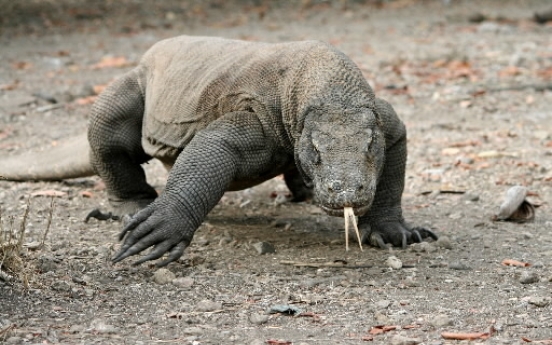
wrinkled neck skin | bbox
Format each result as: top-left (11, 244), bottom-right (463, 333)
top-left (294, 105), bottom-right (386, 218)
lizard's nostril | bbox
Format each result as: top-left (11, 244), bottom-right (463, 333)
top-left (329, 180), bottom-right (343, 193)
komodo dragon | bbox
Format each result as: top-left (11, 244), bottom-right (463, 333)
top-left (0, 35), bottom-right (437, 266)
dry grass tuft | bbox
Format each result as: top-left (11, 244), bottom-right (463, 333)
top-left (0, 197), bottom-right (54, 286)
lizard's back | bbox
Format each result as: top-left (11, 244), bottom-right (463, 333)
top-left (139, 36), bottom-right (323, 163)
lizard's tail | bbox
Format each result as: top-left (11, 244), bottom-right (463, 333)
top-left (0, 135), bottom-right (94, 181)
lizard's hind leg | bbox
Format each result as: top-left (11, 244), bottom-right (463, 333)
top-left (87, 68), bottom-right (158, 218)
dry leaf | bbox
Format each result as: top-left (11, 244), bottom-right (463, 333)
top-left (522, 337), bottom-right (552, 344)
top-left (93, 83), bottom-right (109, 94)
top-left (91, 56), bottom-right (131, 69)
top-left (267, 340), bottom-right (292, 345)
top-left (11, 61), bottom-right (32, 70)
top-left (498, 65), bottom-right (522, 78)
top-left (369, 325), bottom-right (398, 335)
top-left (502, 259), bottom-right (531, 267)
top-left (31, 190), bottom-right (67, 197)
top-left (74, 95), bottom-right (98, 105)
top-left (80, 191), bottom-right (94, 198)
top-left (442, 326), bottom-right (496, 340)
top-left (0, 80), bottom-right (20, 91)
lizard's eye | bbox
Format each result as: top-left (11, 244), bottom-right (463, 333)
top-left (311, 139), bottom-right (321, 164)
top-left (364, 136), bottom-right (373, 153)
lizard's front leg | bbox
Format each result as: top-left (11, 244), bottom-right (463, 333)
top-left (112, 112), bottom-right (280, 266)
top-left (358, 99), bottom-right (437, 248)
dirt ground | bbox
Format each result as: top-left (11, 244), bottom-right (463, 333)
top-left (1, 0), bottom-right (552, 344)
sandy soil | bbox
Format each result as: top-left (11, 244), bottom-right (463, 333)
top-left (1, 1), bottom-right (552, 344)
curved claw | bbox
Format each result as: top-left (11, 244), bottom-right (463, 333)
top-left (118, 207), bottom-right (155, 241)
top-left (411, 226), bottom-right (439, 241)
top-left (370, 232), bottom-right (388, 249)
top-left (155, 242), bottom-right (188, 267)
top-left (411, 229), bottom-right (423, 243)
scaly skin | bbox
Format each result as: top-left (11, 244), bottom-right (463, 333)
top-left (0, 36), bottom-right (437, 266)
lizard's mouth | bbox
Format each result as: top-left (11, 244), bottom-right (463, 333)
top-left (319, 204), bottom-right (371, 217)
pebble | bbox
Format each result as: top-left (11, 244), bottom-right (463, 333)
top-left (409, 241), bottom-right (432, 253)
top-left (462, 192), bottom-right (479, 202)
top-left (386, 256), bottom-right (402, 269)
top-left (390, 334), bottom-right (421, 345)
top-left (88, 319), bottom-right (118, 334)
top-left (249, 313), bottom-right (269, 325)
top-left (183, 327), bottom-right (203, 335)
top-left (172, 277), bottom-right (194, 288)
top-left (429, 314), bottom-right (453, 327)
top-left (249, 340), bottom-right (265, 345)
top-left (435, 236), bottom-right (453, 249)
top-left (195, 236), bottom-right (209, 246)
top-left (253, 241), bottom-right (275, 254)
top-left (448, 261), bottom-right (471, 270)
top-left (6, 337), bottom-right (22, 344)
top-left (37, 256), bottom-right (58, 273)
top-left (520, 271), bottom-right (539, 284)
top-left (374, 312), bottom-right (391, 324)
top-left (196, 300), bottom-right (222, 312)
top-left (528, 296), bottom-right (550, 307)
top-left (51, 280), bottom-right (71, 292)
top-left (375, 300), bottom-right (391, 309)
top-left (152, 268), bottom-right (175, 285)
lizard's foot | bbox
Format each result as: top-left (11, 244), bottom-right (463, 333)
top-left (112, 199), bottom-right (192, 267)
top-left (359, 221), bottom-right (438, 249)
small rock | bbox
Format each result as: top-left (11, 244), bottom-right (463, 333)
top-left (386, 256), bottom-right (402, 269)
top-left (218, 235), bottom-right (233, 245)
top-left (89, 319), bottom-right (118, 334)
top-left (390, 334), bottom-right (421, 345)
top-left (249, 340), bottom-right (265, 345)
top-left (521, 232), bottom-right (533, 240)
top-left (172, 277), bottom-right (194, 288)
top-left (196, 300), bottom-right (222, 312)
top-left (374, 312), bottom-right (391, 324)
top-left (533, 130), bottom-right (550, 140)
top-left (37, 256), bottom-right (58, 273)
top-left (249, 313), bottom-right (269, 325)
top-left (253, 241), bottom-right (275, 254)
top-left (411, 241), bottom-right (438, 253)
top-left (153, 268), bottom-right (176, 285)
top-left (435, 236), bottom-right (453, 249)
top-left (429, 314), bottom-right (453, 327)
top-left (462, 192), bottom-right (479, 202)
top-left (448, 261), bottom-right (471, 270)
top-left (6, 337), bottom-right (22, 344)
top-left (528, 296), bottom-right (550, 307)
top-left (51, 280), bottom-right (71, 292)
top-left (532, 261), bottom-right (544, 269)
top-left (375, 300), bottom-right (391, 309)
top-left (195, 236), bottom-right (209, 246)
top-left (520, 271), bottom-right (539, 284)
top-left (183, 327), bottom-right (203, 335)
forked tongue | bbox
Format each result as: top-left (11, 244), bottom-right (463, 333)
top-left (344, 207), bottom-right (363, 251)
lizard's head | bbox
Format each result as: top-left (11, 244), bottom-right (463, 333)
top-left (295, 107), bottom-right (385, 217)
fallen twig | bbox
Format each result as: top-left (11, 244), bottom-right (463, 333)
top-left (502, 259), bottom-right (531, 267)
top-left (280, 260), bottom-right (372, 269)
top-left (442, 326), bottom-right (496, 340)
